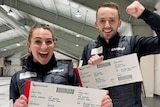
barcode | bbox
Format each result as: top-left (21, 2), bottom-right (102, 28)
top-left (56, 87), bottom-right (74, 94)
top-left (118, 75), bottom-right (132, 81)
top-left (97, 62), bottom-right (111, 68)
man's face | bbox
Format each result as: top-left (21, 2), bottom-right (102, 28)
top-left (95, 7), bottom-right (121, 42)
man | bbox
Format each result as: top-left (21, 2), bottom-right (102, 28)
top-left (81, 1), bottom-right (160, 107)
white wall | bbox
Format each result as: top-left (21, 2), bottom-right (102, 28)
top-left (140, 54), bottom-right (160, 96)
top-left (54, 51), bottom-right (78, 68)
top-left (140, 55), bottom-right (154, 97)
top-left (5, 58), bottom-right (22, 76)
top-left (154, 54), bottom-right (160, 95)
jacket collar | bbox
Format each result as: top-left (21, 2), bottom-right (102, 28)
top-left (97, 33), bottom-right (120, 46)
top-left (24, 54), bottom-right (57, 75)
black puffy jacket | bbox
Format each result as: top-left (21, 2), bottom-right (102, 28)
top-left (10, 54), bottom-right (79, 102)
top-left (81, 9), bottom-right (160, 107)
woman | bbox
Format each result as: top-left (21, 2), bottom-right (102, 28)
top-left (10, 24), bottom-right (112, 107)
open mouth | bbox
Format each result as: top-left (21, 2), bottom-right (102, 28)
top-left (39, 52), bottom-right (48, 58)
top-left (104, 29), bottom-right (112, 33)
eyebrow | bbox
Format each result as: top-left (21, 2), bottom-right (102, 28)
top-left (33, 37), bottom-right (53, 40)
top-left (98, 17), bottom-right (116, 20)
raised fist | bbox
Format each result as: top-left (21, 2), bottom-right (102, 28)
top-left (126, 1), bottom-right (145, 18)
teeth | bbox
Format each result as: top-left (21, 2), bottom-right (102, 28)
top-left (104, 29), bottom-right (111, 33)
top-left (39, 52), bottom-right (48, 54)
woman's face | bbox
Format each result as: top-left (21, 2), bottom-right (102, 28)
top-left (27, 28), bottom-right (55, 65)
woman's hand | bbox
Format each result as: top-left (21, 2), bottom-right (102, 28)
top-left (13, 95), bottom-right (28, 107)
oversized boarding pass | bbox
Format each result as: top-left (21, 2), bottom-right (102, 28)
top-left (24, 81), bottom-right (106, 107)
top-left (78, 53), bottom-right (143, 88)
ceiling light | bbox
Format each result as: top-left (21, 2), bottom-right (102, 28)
top-left (16, 43), bottom-right (21, 46)
top-left (8, 9), bottom-right (14, 16)
top-left (75, 10), bottom-right (81, 17)
top-left (76, 34), bottom-right (81, 37)
top-left (3, 48), bottom-right (6, 51)
top-left (76, 44), bottom-right (79, 47)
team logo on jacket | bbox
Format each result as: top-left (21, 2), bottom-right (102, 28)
top-left (19, 72), bottom-right (37, 79)
top-left (49, 69), bottom-right (65, 73)
top-left (111, 47), bottom-right (125, 51)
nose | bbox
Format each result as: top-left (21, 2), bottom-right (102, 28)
top-left (41, 42), bottom-right (47, 50)
top-left (105, 21), bottom-right (110, 28)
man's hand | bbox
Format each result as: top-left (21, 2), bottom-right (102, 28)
top-left (13, 95), bottom-right (28, 107)
top-left (126, 1), bottom-right (145, 18)
top-left (88, 54), bottom-right (104, 65)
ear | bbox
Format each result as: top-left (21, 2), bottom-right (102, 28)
top-left (95, 21), bottom-right (98, 29)
top-left (53, 41), bottom-right (56, 47)
top-left (26, 42), bottom-right (31, 53)
top-left (118, 19), bottom-right (122, 27)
